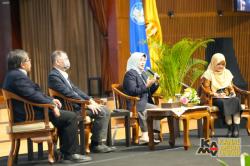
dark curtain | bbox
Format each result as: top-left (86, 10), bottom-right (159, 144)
top-left (88, 0), bottom-right (112, 94)
top-left (19, 0), bottom-right (102, 93)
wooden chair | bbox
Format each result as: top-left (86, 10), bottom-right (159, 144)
top-left (199, 80), bottom-right (250, 136)
top-left (111, 84), bottom-right (165, 144)
top-left (111, 84), bottom-right (141, 144)
top-left (2, 89), bottom-right (57, 166)
top-left (48, 88), bottom-right (91, 154)
top-left (106, 108), bottom-right (131, 147)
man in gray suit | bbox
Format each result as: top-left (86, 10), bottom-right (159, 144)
top-left (48, 50), bottom-right (115, 153)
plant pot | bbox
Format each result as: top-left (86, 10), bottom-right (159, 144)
top-left (161, 102), bottom-right (181, 108)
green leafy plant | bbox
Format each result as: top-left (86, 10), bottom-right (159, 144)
top-left (151, 38), bottom-right (214, 100)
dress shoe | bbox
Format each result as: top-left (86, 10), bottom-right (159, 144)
top-left (232, 124), bottom-right (239, 137)
top-left (226, 125), bottom-right (233, 137)
top-left (62, 154), bottom-right (92, 163)
top-left (91, 144), bottom-right (116, 153)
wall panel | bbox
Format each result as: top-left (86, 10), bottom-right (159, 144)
top-left (113, 0), bottom-right (250, 87)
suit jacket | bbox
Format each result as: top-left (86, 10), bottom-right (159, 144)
top-left (3, 69), bottom-right (53, 122)
top-left (48, 68), bottom-right (90, 110)
top-left (123, 69), bottom-right (159, 112)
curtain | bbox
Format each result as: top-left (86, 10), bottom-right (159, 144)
top-left (19, 0), bottom-right (102, 93)
top-left (88, 0), bottom-right (112, 93)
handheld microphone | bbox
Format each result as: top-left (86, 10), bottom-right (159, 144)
top-left (146, 67), bottom-right (160, 79)
top-left (180, 82), bottom-right (189, 88)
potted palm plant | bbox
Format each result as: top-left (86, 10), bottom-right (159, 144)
top-left (151, 38), bottom-right (214, 102)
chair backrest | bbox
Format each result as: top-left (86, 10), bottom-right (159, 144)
top-left (233, 85), bottom-right (250, 109)
top-left (111, 84), bottom-right (139, 118)
top-left (198, 78), bottom-right (213, 107)
top-left (1, 89), bottom-right (52, 131)
top-left (48, 88), bottom-right (88, 119)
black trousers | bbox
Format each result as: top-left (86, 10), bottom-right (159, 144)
top-left (50, 110), bottom-right (79, 156)
top-left (213, 97), bottom-right (241, 116)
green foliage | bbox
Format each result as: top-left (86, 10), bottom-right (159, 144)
top-left (152, 38), bottom-right (214, 99)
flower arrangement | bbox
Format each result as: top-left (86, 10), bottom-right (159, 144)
top-left (180, 87), bottom-right (200, 105)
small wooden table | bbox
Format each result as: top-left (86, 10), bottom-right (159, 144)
top-left (147, 106), bottom-right (210, 150)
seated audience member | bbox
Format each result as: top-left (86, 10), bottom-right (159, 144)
top-left (201, 53), bottom-right (242, 137)
top-left (123, 52), bottom-right (161, 143)
top-left (3, 49), bottom-right (91, 163)
top-left (48, 50), bottom-right (115, 153)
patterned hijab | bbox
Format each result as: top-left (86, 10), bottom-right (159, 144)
top-left (126, 52), bottom-right (146, 74)
top-left (202, 53), bottom-right (233, 92)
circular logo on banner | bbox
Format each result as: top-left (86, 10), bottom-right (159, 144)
top-left (130, 2), bottom-right (145, 25)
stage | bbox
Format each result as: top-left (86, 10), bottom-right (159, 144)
top-left (1, 129), bottom-right (249, 166)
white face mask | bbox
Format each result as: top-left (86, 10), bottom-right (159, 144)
top-left (57, 53), bottom-right (70, 70)
top-left (64, 59), bottom-right (70, 70)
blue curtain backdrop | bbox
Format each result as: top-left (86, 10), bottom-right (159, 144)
top-left (129, 0), bottom-right (151, 68)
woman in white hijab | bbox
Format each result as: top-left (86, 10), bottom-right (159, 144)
top-left (201, 53), bottom-right (241, 137)
top-left (123, 52), bottom-right (160, 144)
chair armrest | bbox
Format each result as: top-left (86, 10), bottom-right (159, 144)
top-left (112, 84), bottom-right (140, 119)
top-left (233, 85), bottom-right (250, 95)
top-left (25, 102), bottom-right (55, 109)
top-left (117, 91), bottom-right (140, 101)
top-left (200, 84), bottom-right (213, 96)
top-left (64, 97), bottom-right (89, 105)
top-left (64, 98), bottom-right (89, 120)
top-left (152, 93), bottom-right (163, 98)
top-left (91, 98), bottom-right (104, 105)
top-left (123, 96), bottom-right (139, 118)
top-left (199, 84), bottom-right (214, 107)
top-left (152, 93), bottom-right (163, 105)
top-left (3, 89), bottom-right (55, 109)
top-left (233, 85), bottom-right (250, 109)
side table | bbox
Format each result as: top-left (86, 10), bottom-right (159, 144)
top-left (147, 106), bottom-right (210, 150)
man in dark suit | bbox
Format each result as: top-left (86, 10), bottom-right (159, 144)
top-left (3, 49), bottom-right (91, 163)
top-left (48, 50), bottom-right (115, 153)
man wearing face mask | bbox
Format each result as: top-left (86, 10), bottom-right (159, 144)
top-left (3, 49), bottom-right (92, 163)
top-left (48, 50), bottom-right (115, 153)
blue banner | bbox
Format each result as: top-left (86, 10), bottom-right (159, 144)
top-left (130, 0), bottom-right (151, 68)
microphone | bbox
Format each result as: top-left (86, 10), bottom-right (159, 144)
top-left (180, 82), bottom-right (189, 88)
top-left (146, 67), bottom-right (160, 79)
